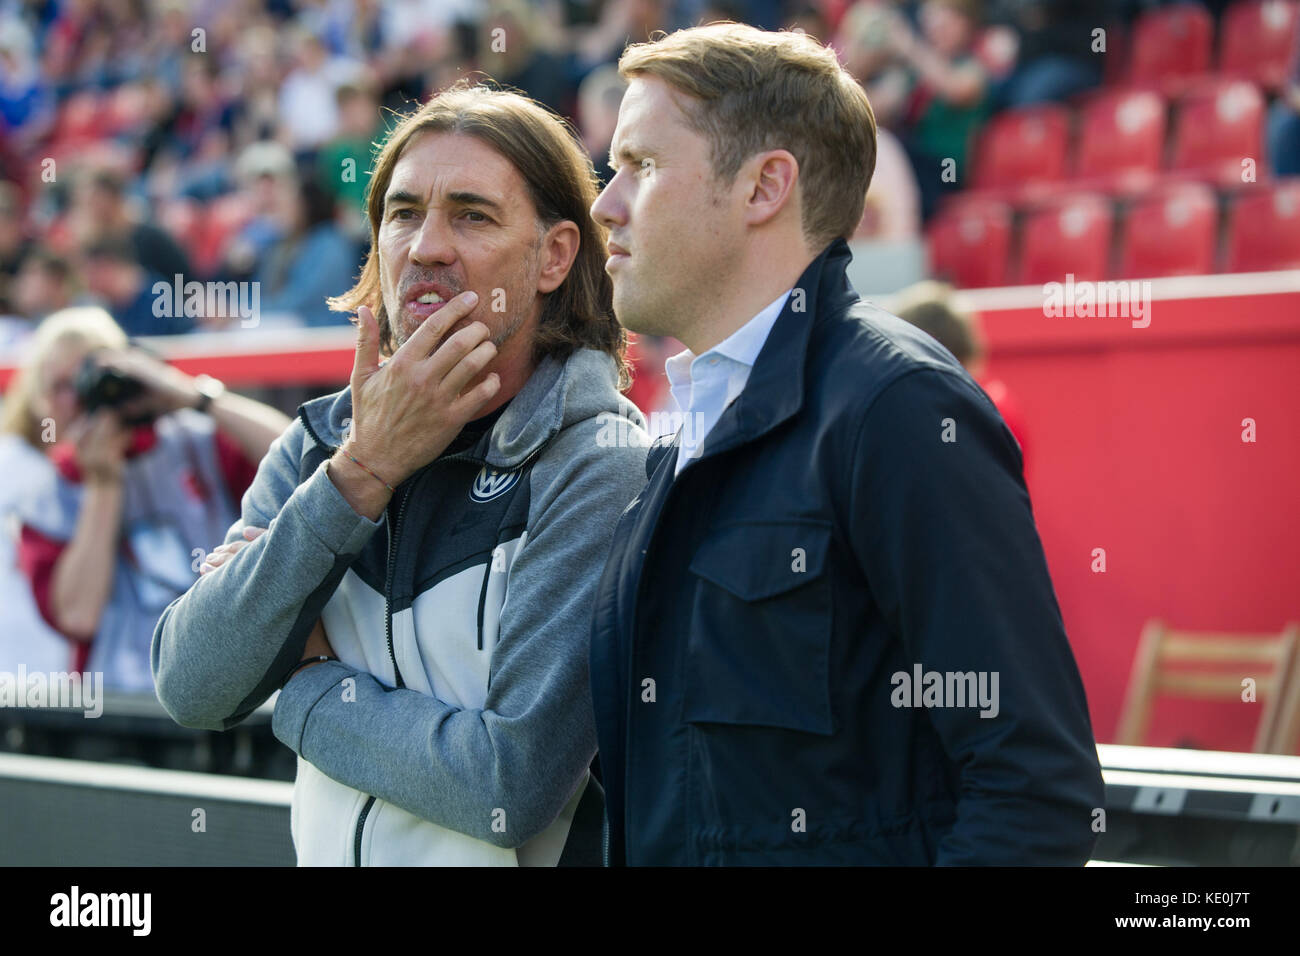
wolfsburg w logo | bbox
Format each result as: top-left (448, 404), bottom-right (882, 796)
top-left (469, 466), bottom-right (520, 503)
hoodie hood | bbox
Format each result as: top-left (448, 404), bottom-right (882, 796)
top-left (297, 347), bottom-right (639, 471)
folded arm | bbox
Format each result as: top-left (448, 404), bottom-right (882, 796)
top-left (272, 425), bottom-right (647, 848)
top-left (152, 419), bottom-right (382, 730)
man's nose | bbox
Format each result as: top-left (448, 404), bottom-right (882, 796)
top-left (590, 177), bottom-right (625, 231)
top-left (409, 213), bottom-right (457, 266)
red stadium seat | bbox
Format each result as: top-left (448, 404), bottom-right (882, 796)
top-left (926, 198), bottom-right (1013, 289)
top-left (1074, 89), bottom-right (1168, 195)
top-left (1128, 3), bottom-right (1214, 94)
top-left (1019, 193), bottom-right (1114, 284)
top-left (1118, 182), bottom-right (1219, 277)
top-left (1226, 179), bottom-right (1300, 271)
top-left (1170, 80), bottom-right (1266, 187)
top-left (1219, 0), bottom-right (1300, 92)
top-left (971, 105), bottom-right (1071, 201)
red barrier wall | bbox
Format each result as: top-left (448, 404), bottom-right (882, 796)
top-left (967, 274), bottom-right (1300, 751)
top-left (3, 277), bottom-right (1296, 751)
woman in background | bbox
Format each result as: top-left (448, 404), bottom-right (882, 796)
top-left (0, 307), bottom-right (289, 692)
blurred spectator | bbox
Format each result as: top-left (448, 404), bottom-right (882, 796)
top-left (988, 0), bottom-right (1105, 109)
top-left (0, 306), bottom-right (290, 693)
top-left (227, 25), bottom-right (284, 150)
top-left (222, 141), bottom-right (298, 281)
top-left (381, 0), bottom-right (484, 52)
top-left (139, 0), bottom-right (194, 95)
top-left (254, 176), bottom-right (360, 327)
top-left (893, 280), bottom-right (1029, 469)
top-left (0, 15), bottom-right (52, 148)
top-left (325, 0), bottom-right (387, 62)
top-left (316, 77), bottom-right (383, 233)
top-left (480, 0), bottom-right (572, 115)
top-left (82, 239), bottom-right (194, 336)
top-left (151, 55), bottom-right (238, 172)
top-left (71, 169), bottom-right (193, 282)
top-left (277, 28), bottom-right (364, 153)
top-left (892, 0), bottom-right (991, 219)
top-left (0, 181), bottom-right (31, 312)
top-left (573, 0), bottom-right (671, 81)
top-left (854, 126), bottom-right (921, 240)
top-left (0, 421), bottom-right (69, 678)
top-left (1268, 27), bottom-right (1300, 178)
top-left (14, 247), bottom-right (79, 321)
top-left (835, 0), bottom-right (912, 128)
top-left (577, 64), bottom-right (626, 189)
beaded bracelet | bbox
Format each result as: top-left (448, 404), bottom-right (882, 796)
top-left (342, 450), bottom-right (394, 492)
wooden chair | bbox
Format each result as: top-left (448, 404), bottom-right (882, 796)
top-left (1116, 620), bottom-right (1300, 753)
top-left (1271, 641), bottom-right (1300, 755)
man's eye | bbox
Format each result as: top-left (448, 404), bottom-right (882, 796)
top-left (391, 208), bottom-right (415, 221)
top-left (639, 158), bottom-right (655, 175)
top-left (465, 210), bottom-right (489, 223)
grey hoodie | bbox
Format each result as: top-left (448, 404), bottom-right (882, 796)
top-left (152, 347), bottom-right (649, 865)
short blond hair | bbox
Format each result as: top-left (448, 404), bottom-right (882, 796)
top-left (618, 23), bottom-right (878, 250)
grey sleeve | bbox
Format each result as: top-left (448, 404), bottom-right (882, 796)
top-left (271, 419), bottom-right (649, 848)
top-left (151, 419), bottom-right (383, 730)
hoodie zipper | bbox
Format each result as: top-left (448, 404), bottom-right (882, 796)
top-left (320, 415), bottom-right (552, 867)
top-left (602, 810), bottom-right (610, 867)
top-left (352, 474), bottom-right (412, 865)
top-left (385, 483), bottom-right (410, 689)
top-left (354, 795), bottom-right (375, 866)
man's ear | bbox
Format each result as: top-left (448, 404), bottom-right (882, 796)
top-left (742, 149), bottom-right (799, 228)
top-left (537, 220), bottom-right (582, 294)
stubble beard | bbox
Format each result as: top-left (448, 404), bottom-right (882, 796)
top-left (387, 245), bottom-right (539, 355)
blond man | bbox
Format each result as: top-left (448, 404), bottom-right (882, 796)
top-left (587, 24), bottom-right (1103, 865)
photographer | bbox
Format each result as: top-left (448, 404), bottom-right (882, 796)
top-left (1, 307), bottom-right (289, 692)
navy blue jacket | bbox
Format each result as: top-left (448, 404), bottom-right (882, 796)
top-left (589, 239), bottom-right (1104, 865)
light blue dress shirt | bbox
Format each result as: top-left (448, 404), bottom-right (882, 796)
top-left (664, 288), bottom-right (792, 475)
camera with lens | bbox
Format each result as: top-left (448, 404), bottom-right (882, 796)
top-left (74, 353), bottom-right (156, 426)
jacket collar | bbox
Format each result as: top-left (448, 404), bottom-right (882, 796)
top-left (298, 346), bottom-right (626, 472)
top-left (691, 238), bottom-right (858, 462)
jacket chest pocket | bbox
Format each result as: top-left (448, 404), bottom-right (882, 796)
top-left (682, 519), bottom-right (835, 735)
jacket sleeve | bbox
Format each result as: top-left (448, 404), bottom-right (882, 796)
top-left (847, 367), bottom-right (1104, 865)
top-left (151, 417), bottom-right (383, 730)
top-left (271, 419), bottom-right (649, 849)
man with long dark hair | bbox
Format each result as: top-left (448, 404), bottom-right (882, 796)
top-left (154, 83), bottom-right (648, 866)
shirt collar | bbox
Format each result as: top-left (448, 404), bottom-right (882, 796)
top-left (664, 288), bottom-right (793, 387)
